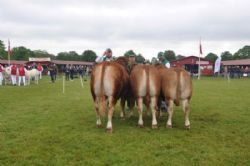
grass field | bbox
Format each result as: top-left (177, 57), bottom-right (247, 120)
top-left (0, 76), bottom-right (250, 165)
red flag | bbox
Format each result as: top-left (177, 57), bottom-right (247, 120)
top-left (199, 43), bottom-right (202, 55)
top-left (8, 39), bottom-right (11, 56)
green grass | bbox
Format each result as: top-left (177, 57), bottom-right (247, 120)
top-left (0, 76), bottom-right (250, 165)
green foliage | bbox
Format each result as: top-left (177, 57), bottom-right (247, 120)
top-left (81, 50), bottom-right (97, 62)
top-left (56, 51), bottom-right (80, 61)
top-left (135, 53), bottom-right (145, 64)
top-left (158, 50), bottom-right (176, 61)
top-left (0, 77), bottom-right (250, 165)
top-left (11, 46), bottom-right (34, 60)
top-left (33, 50), bottom-right (56, 59)
top-left (124, 50), bottom-right (136, 57)
top-left (176, 54), bottom-right (185, 60)
top-left (205, 53), bottom-right (218, 62)
top-left (233, 45), bottom-right (250, 59)
top-left (221, 51), bottom-right (233, 61)
top-left (0, 40), bottom-right (7, 59)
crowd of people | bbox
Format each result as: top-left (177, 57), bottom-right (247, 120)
top-left (0, 62), bottom-right (43, 86)
top-left (225, 66), bottom-right (250, 78)
top-left (63, 65), bottom-right (90, 81)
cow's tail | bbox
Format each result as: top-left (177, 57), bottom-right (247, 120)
top-left (145, 66), bottom-right (150, 107)
top-left (99, 64), bottom-right (107, 116)
top-left (175, 70), bottom-right (181, 106)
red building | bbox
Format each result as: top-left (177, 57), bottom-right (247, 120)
top-left (170, 56), bottom-right (214, 76)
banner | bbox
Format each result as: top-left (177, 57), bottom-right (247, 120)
top-left (214, 57), bottom-right (221, 73)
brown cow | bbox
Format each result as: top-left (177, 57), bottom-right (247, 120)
top-left (90, 57), bottom-right (129, 133)
top-left (156, 65), bottom-right (192, 129)
top-left (130, 64), bottom-right (161, 128)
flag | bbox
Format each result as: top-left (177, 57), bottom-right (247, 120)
top-left (8, 39), bottom-right (11, 56)
top-left (199, 42), bottom-right (203, 55)
top-left (214, 56), bottom-right (221, 73)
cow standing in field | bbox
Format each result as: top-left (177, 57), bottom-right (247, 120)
top-left (90, 57), bottom-right (129, 133)
top-left (156, 65), bottom-right (192, 129)
top-left (25, 68), bottom-right (40, 85)
top-left (130, 64), bottom-right (161, 128)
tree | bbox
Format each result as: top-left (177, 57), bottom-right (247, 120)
top-left (68, 51), bottom-right (79, 61)
top-left (56, 51), bottom-right (80, 61)
top-left (233, 45), bottom-right (250, 59)
top-left (221, 51), bottom-right (233, 61)
top-left (124, 50), bottom-right (136, 57)
top-left (205, 53), bottom-right (218, 62)
top-left (136, 53), bottom-right (145, 64)
top-left (163, 50), bottom-right (176, 61)
top-left (0, 40), bottom-right (7, 59)
top-left (11, 46), bottom-right (34, 60)
top-left (33, 50), bottom-right (56, 59)
top-left (81, 50), bottom-right (97, 62)
top-left (176, 54), bottom-right (185, 60)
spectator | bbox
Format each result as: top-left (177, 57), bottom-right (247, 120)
top-left (37, 63), bottom-right (43, 79)
top-left (95, 48), bottom-right (114, 63)
top-left (70, 65), bottom-right (74, 81)
top-left (11, 63), bottom-right (17, 86)
top-left (64, 65), bottom-right (70, 81)
top-left (48, 64), bottom-right (57, 83)
top-left (18, 64), bottom-right (26, 86)
top-left (79, 65), bottom-right (84, 78)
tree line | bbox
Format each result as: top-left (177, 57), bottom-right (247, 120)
top-left (0, 40), bottom-right (249, 62)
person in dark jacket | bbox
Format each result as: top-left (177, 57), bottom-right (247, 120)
top-left (70, 65), bottom-right (75, 81)
top-left (48, 64), bottom-right (57, 83)
top-left (64, 65), bottom-right (70, 81)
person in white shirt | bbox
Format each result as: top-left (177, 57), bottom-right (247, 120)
top-left (95, 48), bottom-right (114, 63)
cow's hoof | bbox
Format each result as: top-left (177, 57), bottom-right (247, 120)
top-left (185, 125), bottom-right (190, 130)
top-left (152, 125), bottom-right (158, 129)
top-left (166, 124), bottom-right (172, 128)
top-left (96, 124), bottom-right (103, 128)
top-left (106, 128), bottom-right (113, 133)
top-left (138, 124), bottom-right (144, 128)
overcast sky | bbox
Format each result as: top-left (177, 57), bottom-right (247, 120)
top-left (0, 0), bottom-right (249, 59)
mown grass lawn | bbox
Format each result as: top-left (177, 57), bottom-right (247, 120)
top-left (0, 76), bottom-right (250, 165)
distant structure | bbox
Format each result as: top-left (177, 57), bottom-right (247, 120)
top-left (170, 56), bottom-right (214, 76)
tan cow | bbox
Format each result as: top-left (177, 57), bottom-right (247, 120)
top-left (130, 64), bottom-right (161, 128)
top-left (156, 65), bottom-right (192, 129)
top-left (90, 57), bottom-right (129, 133)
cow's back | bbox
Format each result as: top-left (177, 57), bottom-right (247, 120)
top-left (130, 65), bottom-right (160, 98)
top-left (159, 67), bottom-right (192, 105)
top-left (174, 68), bottom-right (192, 101)
top-left (91, 62), bottom-right (129, 100)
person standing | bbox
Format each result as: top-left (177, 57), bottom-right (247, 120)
top-left (64, 65), bottom-right (70, 81)
top-left (37, 63), bottom-right (43, 79)
top-left (79, 65), bottom-right (84, 78)
top-left (70, 65), bottom-right (74, 81)
top-left (11, 64), bottom-right (17, 86)
top-left (18, 64), bottom-right (26, 86)
top-left (53, 64), bottom-right (58, 81)
top-left (0, 63), bottom-right (3, 86)
top-left (95, 48), bottom-right (114, 63)
top-left (48, 64), bottom-right (56, 83)
top-left (158, 52), bottom-right (170, 68)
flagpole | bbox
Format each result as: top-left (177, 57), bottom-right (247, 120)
top-left (8, 39), bottom-right (11, 66)
top-left (198, 38), bottom-right (201, 80)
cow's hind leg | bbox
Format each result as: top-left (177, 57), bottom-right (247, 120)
top-left (120, 97), bottom-right (125, 119)
top-left (137, 97), bottom-right (144, 127)
top-left (95, 98), bottom-right (102, 128)
top-left (106, 96), bottom-right (116, 133)
top-left (182, 99), bottom-right (190, 129)
top-left (166, 99), bottom-right (174, 128)
top-left (151, 96), bottom-right (158, 129)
